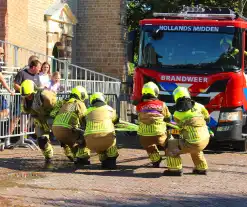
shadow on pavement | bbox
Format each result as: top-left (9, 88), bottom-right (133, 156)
top-left (1, 153), bottom-right (247, 178)
top-left (3, 193), bottom-right (247, 207)
top-left (75, 164), bottom-right (164, 179)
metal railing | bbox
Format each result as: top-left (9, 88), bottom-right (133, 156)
top-left (0, 40), bottom-right (121, 95)
top-left (1, 69), bottom-right (121, 95)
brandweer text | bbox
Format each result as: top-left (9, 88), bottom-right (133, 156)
top-left (161, 75), bottom-right (208, 83)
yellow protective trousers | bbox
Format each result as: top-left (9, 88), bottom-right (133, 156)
top-left (139, 134), bottom-right (167, 163)
top-left (85, 132), bottom-right (118, 161)
top-left (34, 119), bottom-right (54, 160)
top-left (166, 137), bottom-right (209, 171)
top-left (76, 147), bottom-right (91, 159)
top-left (52, 126), bottom-right (81, 148)
top-left (42, 142), bottom-right (53, 159)
top-left (37, 135), bottom-right (54, 160)
top-left (53, 126), bottom-right (90, 159)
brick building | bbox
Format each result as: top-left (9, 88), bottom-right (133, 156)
top-left (0, 0), bottom-right (77, 70)
top-left (0, 0), bottom-right (127, 79)
top-left (67, 0), bottom-right (128, 79)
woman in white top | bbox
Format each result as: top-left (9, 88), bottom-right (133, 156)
top-left (38, 62), bottom-right (51, 88)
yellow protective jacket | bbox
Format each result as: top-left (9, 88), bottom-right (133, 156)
top-left (21, 89), bottom-right (57, 131)
top-left (22, 89), bottom-right (57, 117)
top-left (136, 99), bottom-right (171, 136)
top-left (174, 102), bottom-right (210, 143)
top-left (84, 104), bottom-right (117, 136)
top-left (52, 98), bottom-right (87, 129)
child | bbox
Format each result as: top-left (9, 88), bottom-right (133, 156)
top-left (38, 62), bottom-right (51, 88)
top-left (47, 72), bottom-right (63, 93)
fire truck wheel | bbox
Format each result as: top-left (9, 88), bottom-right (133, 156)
top-left (205, 139), bottom-right (217, 151)
top-left (232, 140), bottom-right (247, 152)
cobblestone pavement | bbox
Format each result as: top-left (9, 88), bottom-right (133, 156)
top-left (0, 145), bottom-right (247, 207)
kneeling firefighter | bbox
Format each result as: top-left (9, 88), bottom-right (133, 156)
top-left (84, 92), bottom-right (119, 169)
top-left (136, 82), bottom-right (171, 167)
top-left (52, 86), bottom-right (91, 165)
top-left (164, 86), bottom-right (210, 176)
top-left (20, 80), bottom-right (57, 163)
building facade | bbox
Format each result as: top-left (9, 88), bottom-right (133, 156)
top-left (0, 0), bottom-right (76, 69)
top-left (67, 0), bottom-right (128, 79)
top-left (0, 0), bottom-right (127, 79)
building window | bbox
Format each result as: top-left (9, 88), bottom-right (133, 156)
top-left (66, 40), bottom-right (72, 47)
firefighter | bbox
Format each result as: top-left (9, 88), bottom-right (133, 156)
top-left (20, 79), bottom-right (57, 163)
top-left (163, 86), bottom-right (210, 176)
top-left (136, 81), bottom-right (171, 168)
top-left (84, 92), bottom-right (119, 169)
top-left (52, 86), bottom-right (90, 165)
top-left (220, 37), bottom-right (247, 58)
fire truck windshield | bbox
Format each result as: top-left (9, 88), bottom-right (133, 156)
top-left (138, 29), bottom-right (242, 73)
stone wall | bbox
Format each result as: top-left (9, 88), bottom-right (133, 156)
top-left (1, 0), bottom-right (56, 67)
top-left (0, 0), bottom-right (7, 42)
top-left (74, 0), bottom-right (127, 79)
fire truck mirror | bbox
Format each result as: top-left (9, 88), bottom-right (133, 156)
top-left (245, 30), bottom-right (247, 70)
top-left (151, 30), bottom-right (164, 40)
top-left (128, 30), bottom-right (137, 63)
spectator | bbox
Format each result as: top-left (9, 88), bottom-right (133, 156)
top-left (47, 72), bottom-right (63, 93)
top-left (0, 47), bottom-right (14, 95)
top-left (10, 58), bottom-right (41, 137)
top-left (20, 55), bottom-right (39, 71)
top-left (0, 95), bottom-right (9, 140)
top-left (14, 59), bottom-right (41, 92)
top-left (0, 95), bottom-right (9, 120)
top-left (38, 62), bottom-right (51, 88)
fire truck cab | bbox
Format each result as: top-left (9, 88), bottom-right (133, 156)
top-left (131, 6), bottom-right (247, 151)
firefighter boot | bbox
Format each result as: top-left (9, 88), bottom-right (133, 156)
top-left (102, 143), bottom-right (118, 169)
top-left (101, 157), bottom-right (117, 170)
top-left (152, 157), bottom-right (163, 168)
top-left (74, 147), bottom-right (90, 165)
top-left (163, 170), bottom-right (183, 176)
top-left (163, 156), bottom-right (183, 176)
top-left (62, 144), bottom-right (74, 162)
top-left (37, 136), bottom-right (53, 163)
top-left (192, 169), bottom-right (208, 175)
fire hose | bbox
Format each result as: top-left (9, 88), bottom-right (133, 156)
top-left (115, 120), bottom-right (214, 137)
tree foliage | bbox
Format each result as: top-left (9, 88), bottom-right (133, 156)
top-left (127, 0), bottom-right (247, 32)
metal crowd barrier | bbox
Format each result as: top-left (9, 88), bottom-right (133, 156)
top-left (0, 40), bottom-right (121, 96)
top-left (1, 70), bottom-right (121, 97)
top-left (0, 93), bottom-right (38, 150)
top-left (0, 92), bottom-right (120, 151)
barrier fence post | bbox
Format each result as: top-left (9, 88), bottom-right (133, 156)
top-left (64, 61), bottom-right (69, 92)
top-left (11, 114), bottom-right (39, 150)
top-left (14, 46), bottom-right (19, 67)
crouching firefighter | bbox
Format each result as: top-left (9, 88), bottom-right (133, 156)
top-left (20, 80), bottom-right (57, 163)
top-left (84, 92), bottom-right (119, 169)
top-left (136, 82), bottom-right (171, 168)
top-left (163, 86), bottom-right (210, 176)
top-left (52, 86), bottom-right (90, 165)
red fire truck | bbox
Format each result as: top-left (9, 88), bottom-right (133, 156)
top-left (131, 6), bottom-right (247, 151)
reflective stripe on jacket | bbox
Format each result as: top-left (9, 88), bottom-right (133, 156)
top-left (84, 105), bottom-right (116, 135)
top-left (174, 102), bottom-right (210, 143)
top-left (52, 98), bottom-right (86, 129)
top-left (136, 99), bottom-right (171, 136)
